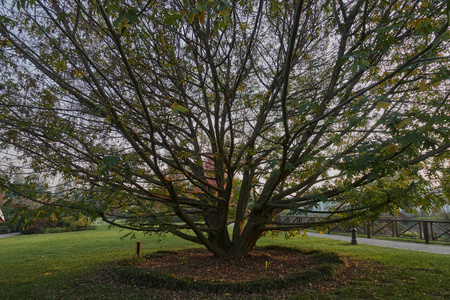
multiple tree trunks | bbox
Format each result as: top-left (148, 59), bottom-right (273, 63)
top-left (0, 1), bottom-right (449, 257)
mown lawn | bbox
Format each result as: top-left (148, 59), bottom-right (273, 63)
top-left (0, 225), bottom-right (449, 299)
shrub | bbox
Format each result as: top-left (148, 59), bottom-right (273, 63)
top-left (59, 215), bottom-right (92, 231)
top-left (0, 223), bottom-right (11, 234)
top-left (438, 212), bottom-right (450, 221)
top-left (0, 205), bottom-right (25, 233)
top-left (21, 214), bottom-right (95, 234)
top-left (21, 219), bottom-right (53, 234)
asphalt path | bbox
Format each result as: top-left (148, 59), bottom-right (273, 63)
top-left (307, 232), bottom-right (450, 255)
top-left (0, 232), bottom-right (20, 239)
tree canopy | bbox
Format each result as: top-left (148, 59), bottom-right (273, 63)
top-left (0, 0), bottom-right (449, 257)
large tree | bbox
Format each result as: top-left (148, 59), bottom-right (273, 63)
top-left (0, 0), bottom-right (449, 257)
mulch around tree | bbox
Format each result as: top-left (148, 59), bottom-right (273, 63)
top-left (135, 247), bottom-right (321, 283)
top-left (100, 246), bottom-right (390, 299)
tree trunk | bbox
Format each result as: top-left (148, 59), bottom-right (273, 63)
top-left (229, 218), bottom-right (264, 258)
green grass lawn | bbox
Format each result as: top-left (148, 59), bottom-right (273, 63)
top-left (1, 226), bottom-right (449, 299)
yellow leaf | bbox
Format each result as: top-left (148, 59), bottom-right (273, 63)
top-left (0, 38), bottom-right (8, 49)
top-left (382, 144), bottom-right (398, 155)
top-left (376, 102), bottom-right (390, 111)
top-left (419, 79), bottom-right (426, 91)
top-left (198, 10), bottom-right (205, 25)
top-left (119, 21), bottom-right (132, 35)
top-left (44, 273), bottom-right (50, 276)
top-left (396, 117), bottom-right (412, 129)
top-left (55, 60), bottom-right (67, 72)
top-left (220, 9), bottom-right (230, 16)
top-left (393, 207), bottom-right (400, 215)
top-left (73, 68), bottom-right (87, 78)
top-left (407, 20), bottom-right (417, 30)
top-left (189, 13), bottom-right (195, 24)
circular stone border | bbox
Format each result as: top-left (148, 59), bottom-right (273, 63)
top-left (110, 245), bottom-right (347, 293)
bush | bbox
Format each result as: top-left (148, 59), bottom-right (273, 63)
top-left (0, 205), bottom-right (25, 233)
top-left (438, 212), bottom-right (450, 221)
top-left (58, 215), bottom-right (92, 231)
top-left (0, 223), bottom-right (11, 234)
top-left (6, 221), bottom-right (22, 233)
top-left (21, 219), bottom-right (53, 234)
top-left (21, 214), bottom-right (95, 234)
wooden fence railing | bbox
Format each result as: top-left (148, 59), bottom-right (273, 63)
top-left (282, 216), bottom-right (450, 244)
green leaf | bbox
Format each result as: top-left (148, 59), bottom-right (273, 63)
top-left (214, 0), bottom-right (232, 11)
top-left (113, 11), bottom-right (126, 27)
top-left (113, 9), bottom-right (138, 27)
top-left (125, 9), bottom-right (139, 24)
top-left (164, 13), bottom-right (182, 27)
top-left (427, 115), bottom-right (443, 127)
top-left (284, 162), bottom-right (295, 172)
top-left (171, 104), bottom-right (189, 116)
top-left (104, 156), bottom-right (120, 168)
top-left (315, 193), bottom-right (328, 202)
top-left (270, 0), bottom-right (283, 13)
top-left (402, 132), bottom-right (423, 147)
top-left (189, 12), bottom-right (195, 24)
top-left (431, 32), bottom-right (450, 51)
top-left (124, 163), bottom-right (132, 180)
top-left (447, 0), bottom-right (450, 24)
top-left (0, 16), bottom-right (14, 24)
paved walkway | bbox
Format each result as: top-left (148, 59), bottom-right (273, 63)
top-left (307, 232), bottom-right (450, 255)
top-left (0, 232), bottom-right (20, 239)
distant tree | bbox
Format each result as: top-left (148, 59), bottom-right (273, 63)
top-left (0, 0), bottom-right (449, 257)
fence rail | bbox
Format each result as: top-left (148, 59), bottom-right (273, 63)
top-left (282, 216), bottom-right (450, 244)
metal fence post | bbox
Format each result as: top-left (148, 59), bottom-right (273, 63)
top-left (351, 226), bottom-right (358, 245)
